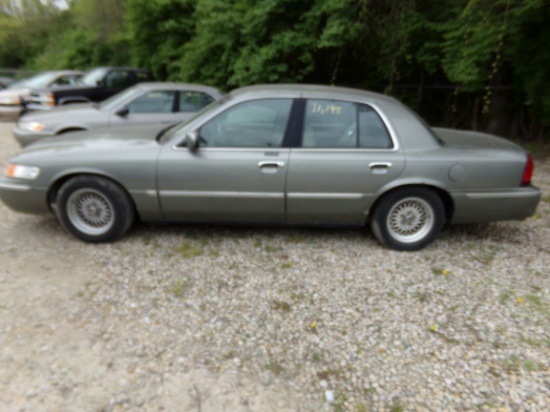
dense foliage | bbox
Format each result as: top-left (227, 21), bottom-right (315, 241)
top-left (0, 0), bottom-right (548, 140)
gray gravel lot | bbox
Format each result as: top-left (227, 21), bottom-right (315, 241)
top-left (0, 121), bottom-right (549, 411)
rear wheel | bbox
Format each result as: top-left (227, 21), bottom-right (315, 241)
top-left (56, 176), bottom-right (135, 242)
top-left (370, 187), bottom-right (444, 251)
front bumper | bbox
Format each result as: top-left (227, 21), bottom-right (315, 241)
top-left (450, 186), bottom-right (541, 224)
top-left (0, 104), bottom-right (22, 121)
top-left (12, 126), bottom-right (55, 147)
top-left (0, 177), bottom-right (50, 214)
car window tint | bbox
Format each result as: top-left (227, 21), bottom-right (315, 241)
top-left (104, 70), bottom-right (133, 88)
top-left (179, 91), bottom-right (215, 112)
top-left (302, 100), bottom-right (357, 148)
top-left (54, 75), bottom-right (81, 86)
top-left (127, 91), bottom-right (175, 113)
top-left (358, 104), bottom-right (393, 149)
top-left (135, 71), bottom-right (153, 82)
top-left (199, 99), bottom-right (292, 148)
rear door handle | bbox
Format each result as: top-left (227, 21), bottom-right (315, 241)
top-left (258, 161), bottom-right (285, 168)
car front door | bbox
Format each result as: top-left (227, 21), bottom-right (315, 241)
top-left (156, 98), bottom-right (293, 223)
top-left (286, 99), bottom-right (406, 225)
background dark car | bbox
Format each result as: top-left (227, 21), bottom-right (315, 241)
top-left (26, 67), bottom-right (154, 111)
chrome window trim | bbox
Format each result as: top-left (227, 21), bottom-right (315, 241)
top-left (172, 97), bottom-right (400, 153)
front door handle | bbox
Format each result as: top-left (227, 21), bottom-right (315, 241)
top-left (369, 162), bottom-right (392, 169)
top-left (258, 161), bottom-right (285, 168)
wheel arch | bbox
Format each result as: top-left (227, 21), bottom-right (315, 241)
top-left (368, 184), bottom-right (454, 224)
top-left (55, 127), bottom-right (88, 135)
top-left (58, 96), bottom-right (91, 105)
top-left (47, 172), bottom-right (139, 219)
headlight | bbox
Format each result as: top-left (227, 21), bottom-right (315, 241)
top-left (4, 164), bottom-right (40, 180)
top-left (18, 121), bottom-right (46, 132)
top-left (0, 95), bottom-right (20, 105)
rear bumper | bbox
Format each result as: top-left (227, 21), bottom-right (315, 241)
top-left (0, 178), bottom-right (50, 214)
top-left (450, 186), bottom-right (541, 224)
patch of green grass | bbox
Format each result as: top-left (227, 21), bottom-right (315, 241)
top-left (416, 291), bottom-right (429, 303)
top-left (356, 403), bottom-right (368, 412)
top-left (499, 291), bottom-right (511, 305)
top-left (171, 279), bottom-right (191, 297)
top-left (317, 368), bottom-right (343, 380)
top-left (272, 299), bottom-right (292, 312)
top-left (311, 352), bottom-right (323, 363)
top-left (176, 241), bottom-right (203, 259)
top-left (265, 360), bottom-right (284, 376)
top-left (333, 392), bottom-right (349, 412)
top-left (525, 294), bottom-right (543, 306)
top-left (502, 354), bottom-right (521, 372)
top-left (281, 261), bottom-right (293, 269)
top-left (523, 359), bottom-right (539, 372)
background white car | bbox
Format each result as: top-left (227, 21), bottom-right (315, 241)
top-left (12, 82), bottom-right (223, 146)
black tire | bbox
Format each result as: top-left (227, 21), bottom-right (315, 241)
top-left (56, 176), bottom-right (135, 242)
top-left (370, 187), bottom-right (445, 251)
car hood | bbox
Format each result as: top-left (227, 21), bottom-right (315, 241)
top-left (0, 88), bottom-right (30, 99)
top-left (32, 84), bottom-right (96, 93)
top-left (432, 127), bottom-right (524, 151)
top-left (20, 124), bottom-right (167, 155)
top-left (18, 103), bottom-right (97, 122)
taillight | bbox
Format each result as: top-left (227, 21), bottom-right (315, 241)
top-left (521, 154), bottom-right (534, 186)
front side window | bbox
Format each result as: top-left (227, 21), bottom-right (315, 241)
top-left (198, 99), bottom-right (292, 147)
top-left (127, 91), bottom-right (175, 113)
top-left (179, 91), bottom-right (215, 112)
top-left (53, 74), bottom-right (81, 86)
top-left (302, 99), bottom-right (393, 149)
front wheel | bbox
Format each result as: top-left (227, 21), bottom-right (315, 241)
top-left (370, 187), bottom-right (445, 251)
top-left (56, 176), bottom-right (135, 242)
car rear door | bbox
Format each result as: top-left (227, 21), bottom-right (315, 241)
top-left (286, 98), bottom-right (405, 225)
top-left (156, 98), bottom-right (294, 223)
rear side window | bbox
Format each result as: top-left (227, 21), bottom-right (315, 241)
top-left (178, 91), bottom-right (215, 112)
top-left (104, 70), bottom-right (133, 88)
top-left (135, 71), bottom-right (154, 82)
top-left (302, 99), bottom-right (393, 149)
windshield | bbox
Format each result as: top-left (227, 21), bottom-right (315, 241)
top-left (159, 95), bottom-right (230, 144)
top-left (97, 87), bottom-right (142, 112)
top-left (8, 72), bottom-right (60, 89)
top-left (78, 68), bottom-right (108, 86)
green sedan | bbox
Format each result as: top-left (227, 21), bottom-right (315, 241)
top-left (0, 85), bottom-right (541, 250)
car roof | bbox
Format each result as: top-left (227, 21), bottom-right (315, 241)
top-left (229, 84), bottom-right (399, 104)
top-left (132, 82), bottom-right (223, 97)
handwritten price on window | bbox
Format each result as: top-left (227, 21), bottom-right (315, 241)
top-left (311, 103), bottom-right (343, 115)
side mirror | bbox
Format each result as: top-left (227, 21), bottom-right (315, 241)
top-left (116, 107), bottom-right (129, 117)
top-left (184, 131), bottom-right (199, 151)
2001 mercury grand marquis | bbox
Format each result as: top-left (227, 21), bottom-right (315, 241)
top-left (0, 85), bottom-right (541, 250)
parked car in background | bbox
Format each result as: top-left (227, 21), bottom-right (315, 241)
top-left (13, 82), bottom-right (223, 146)
top-left (0, 85), bottom-right (540, 250)
top-left (26, 67), bottom-right (154, 111)
top-left (0, 76), bottom-right (15, 89)
top-left (0, 70), bottom-right (83, 121)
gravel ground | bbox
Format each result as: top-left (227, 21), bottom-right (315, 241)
top-left (0, 121), bottom-right (549, 412)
